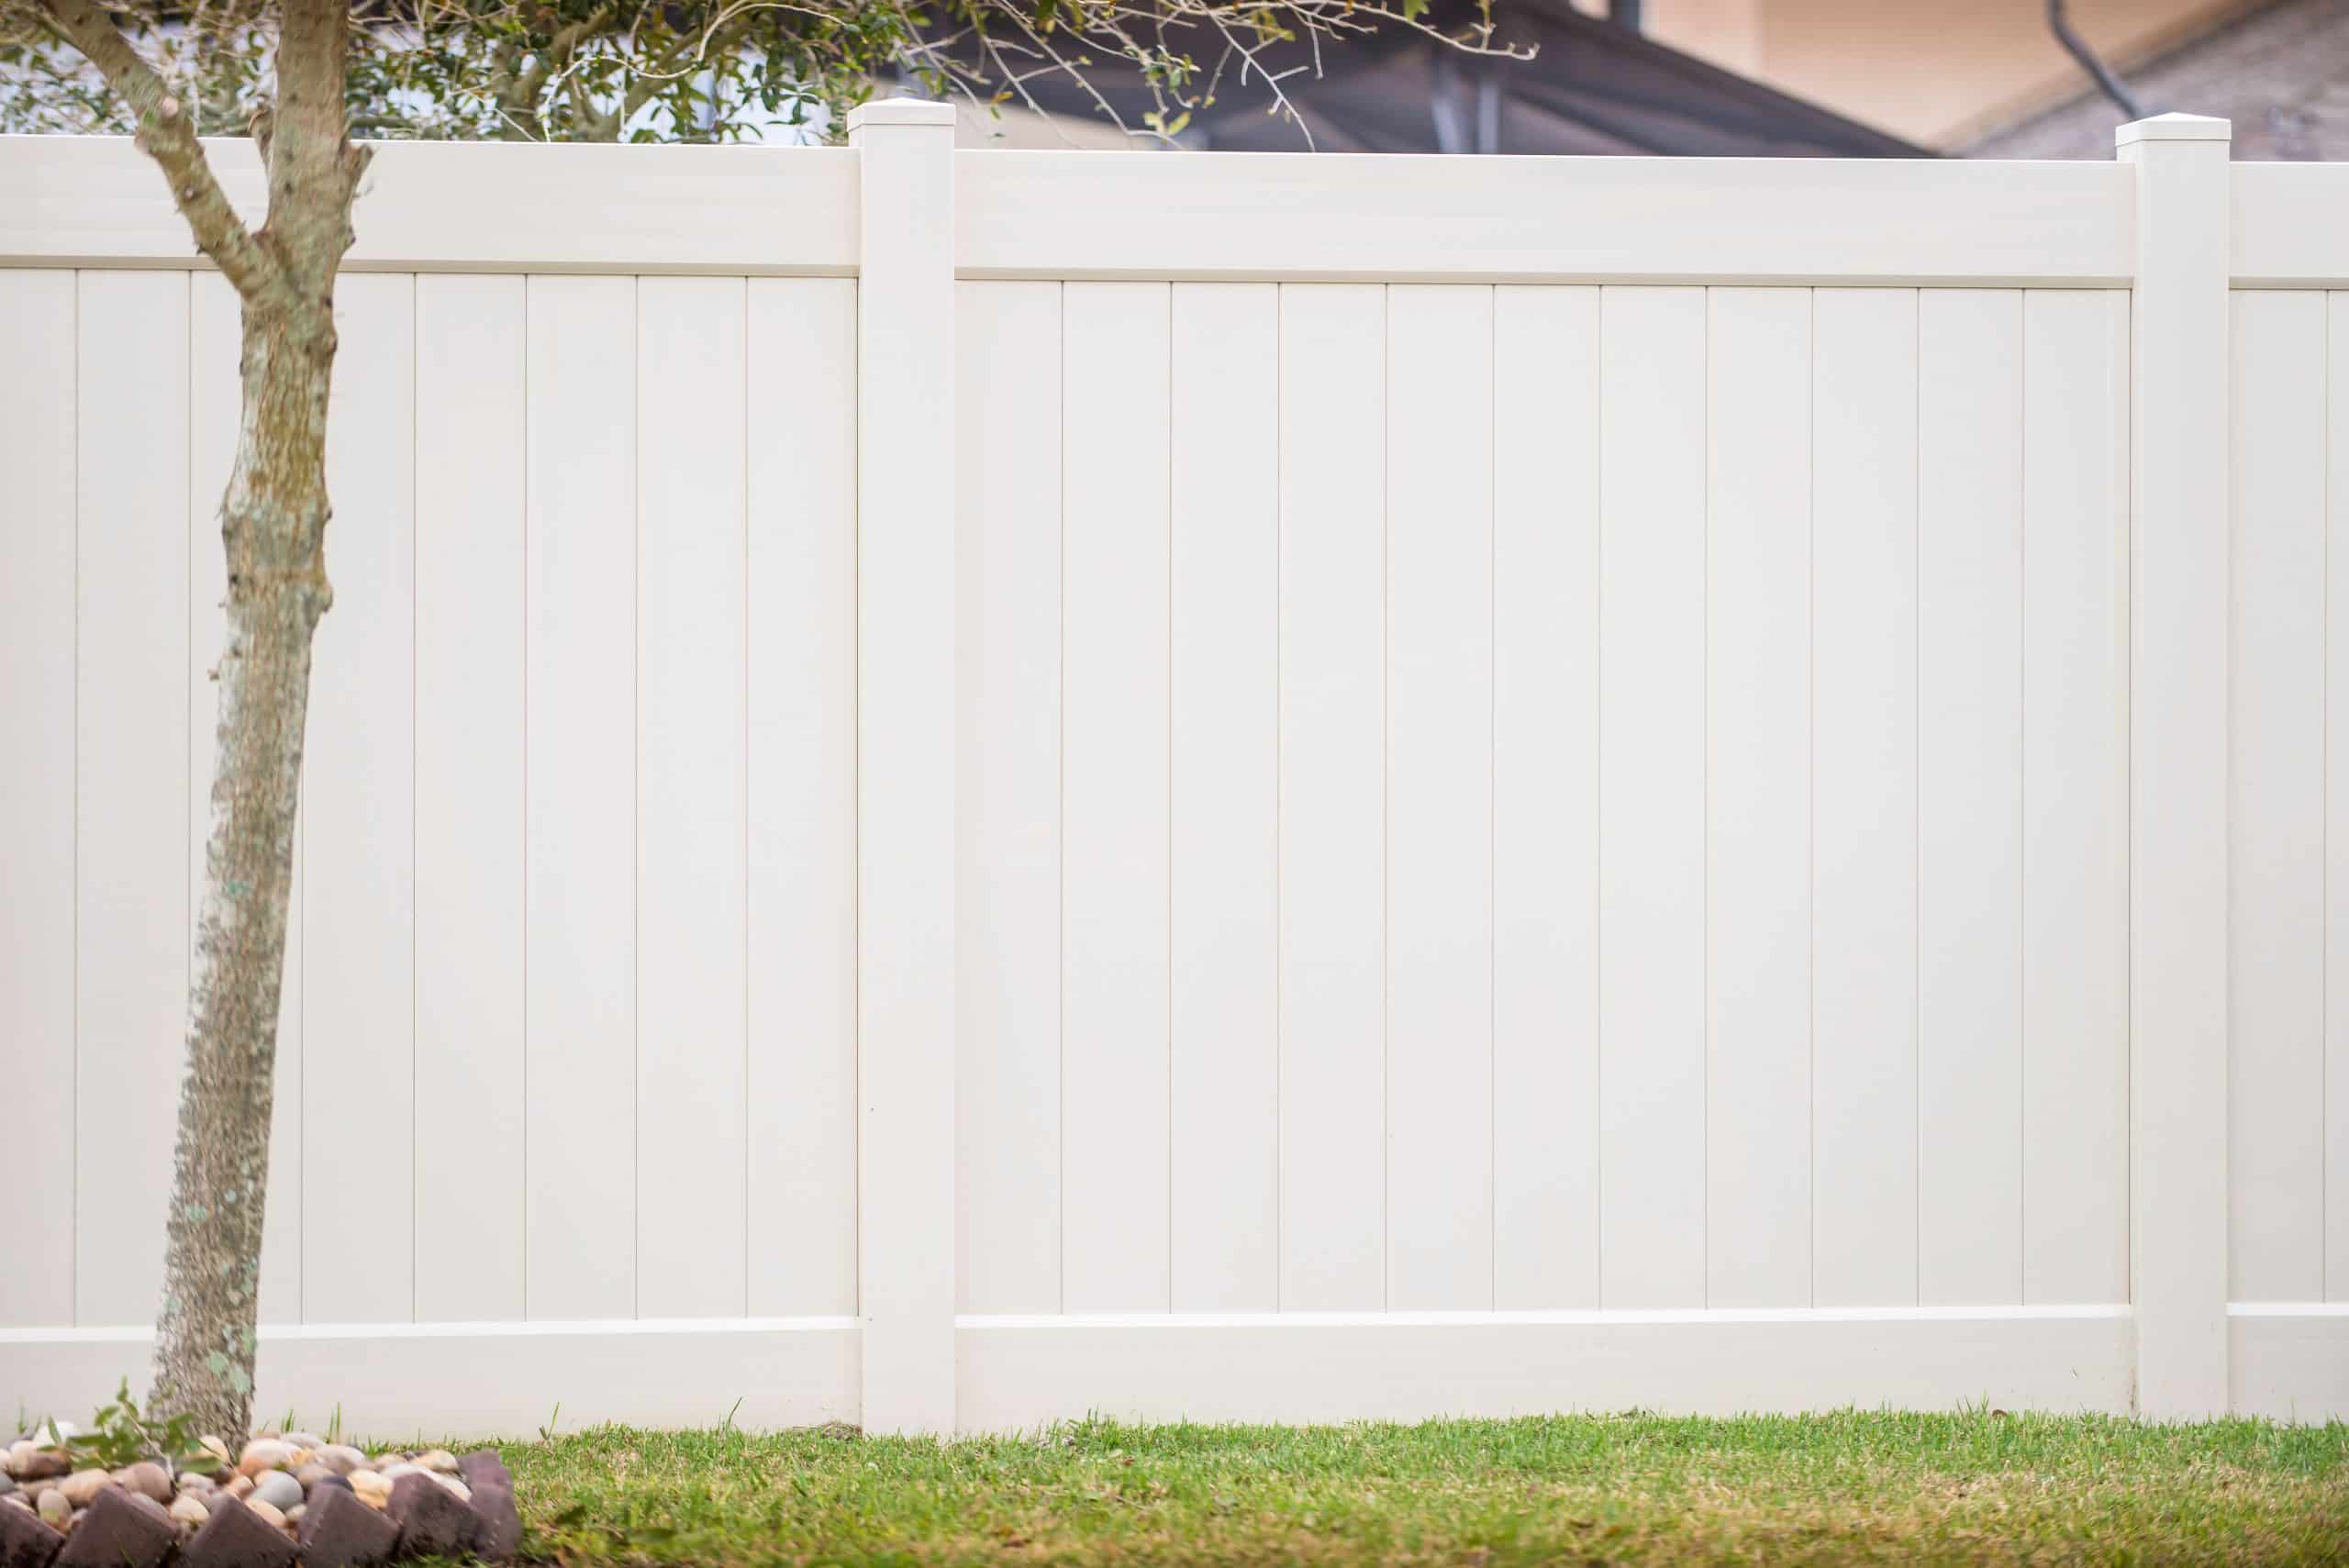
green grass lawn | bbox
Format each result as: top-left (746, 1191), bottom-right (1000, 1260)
top-left (481, 1411), bottom-right (2349, 1565)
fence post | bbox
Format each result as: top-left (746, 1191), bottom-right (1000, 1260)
top-left (851, 95), bottom-right (959, 1436)
top-left (2120, 112), bottom-right (2232, 1419)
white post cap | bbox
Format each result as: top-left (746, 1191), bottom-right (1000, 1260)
top-left (848, 96), bottom-right (957, 132)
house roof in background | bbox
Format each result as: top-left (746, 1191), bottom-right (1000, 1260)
top-left (1967, 0), bottom-right (2349, 159)
top-left (981, 0), bottom-right (1928, 156)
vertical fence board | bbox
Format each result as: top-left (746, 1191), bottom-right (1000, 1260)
top-left (302, 273), bottom-right (417, 1324)
top-left (189, 273), bottom-right (307, 1326)
top-left (954, 281), bottom-right (1064, 1316)
top-left (1810, 286), bottom-right (1920, 1307)
top-left (2334, 292), bottom-right (2349, 1305)
top-left (1060, 281), bottom-right (1173, 1310)
top-left (75, 270), bottom-right (190, 1327)
top-left (1278, 284), bottom-right (1386, 1311)
top-left (1170, 282), bottom-right (1281, 1312)
top-left (412, 275), bottom-right (527, 1323)
top-left (1914, 288), bottom-right (2023, 1307)
top-left (2230, 288), bottom-right (2328, 1304)
top-left (1492, 285), bottom-right (1601, 1311)
top-left (1705, 286), bottom-right (1813, 1309)
top-left (0, 271), bottom-right (77, 1328)
top-left (749, 277), bottom-right (859, 1318)
top-left (1385, 284), bottom-right (1496, 1310)
top-left (2021, 288), bottom-right (2131, 1305)
top-left (1598, 285), bottom-right (1708, 1309)
top-left (634, 277), bottom-right (751, 1318)
top-left (525, 274), bottom-right (637, 1320)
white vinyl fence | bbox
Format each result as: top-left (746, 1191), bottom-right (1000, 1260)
top-left (1, 107), bottom-right (2343, 1435)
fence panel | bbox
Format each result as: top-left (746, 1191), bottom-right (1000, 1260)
top-left (5, 115), bottom-right (2348, 1433)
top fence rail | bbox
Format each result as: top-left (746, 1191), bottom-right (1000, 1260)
top-left (3, 129), bottom-right (2343, 287)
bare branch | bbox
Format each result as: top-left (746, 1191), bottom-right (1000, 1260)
top-left (33, 0), bottom-right (274, 295)
top-left (500, 3), bottom-right (618, 135)
top-left (6, 1), bottom-right (1531, 171)
top-left (610, 7), bottom-right (761, 136)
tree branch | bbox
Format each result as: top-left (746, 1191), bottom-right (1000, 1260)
top-left (266, 0), bottom-right (368, 292)
top-left (613, 17), bottom-right (739, 137)
top-left (35, 0), bottom-right (274, 295)
top-left (505, 3), bottom-right (618, 128)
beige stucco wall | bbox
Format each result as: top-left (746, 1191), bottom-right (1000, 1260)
top-left (1642, 0), bottom-right (2257, 148)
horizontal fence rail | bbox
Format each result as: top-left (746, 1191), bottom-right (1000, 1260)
top-left (3, 110), bottom-right (2347, 1436)
top-left (6, 125), bottom-right (2348, 286)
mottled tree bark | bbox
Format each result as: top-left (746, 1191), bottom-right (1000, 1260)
top-left (37, 0), bottom-right (364, 1440)
top-left (147, 289), bottom-right (340, 1438)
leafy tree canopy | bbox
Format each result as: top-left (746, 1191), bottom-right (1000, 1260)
top-left (1, 0), bottom-right (1505, 144)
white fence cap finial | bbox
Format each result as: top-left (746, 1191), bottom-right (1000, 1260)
top-left (847, 96), bottom-right (957, 131)
top-left (2116, 112), bottom-right (2232, 148)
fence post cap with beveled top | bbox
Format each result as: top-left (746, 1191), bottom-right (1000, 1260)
top-left (848, 96), bottom-right (957, 132)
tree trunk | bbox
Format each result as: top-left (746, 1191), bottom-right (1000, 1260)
top-left (39, 0), bottom-right (361, 1441)
top-left (148, 293), bottom-right (338, 1440)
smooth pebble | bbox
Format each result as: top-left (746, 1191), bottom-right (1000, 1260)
top-left (8, 1448), bottom-right (68, 1483)
top-left (115, 1462), bottom-right (172, 1504)
top-left (237, 1440), bottom-right (295, 1476)
top-left (250, 1469), bottom-right (303, 1511)
top-left (314, 1445), bottom-right (367, 1477)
